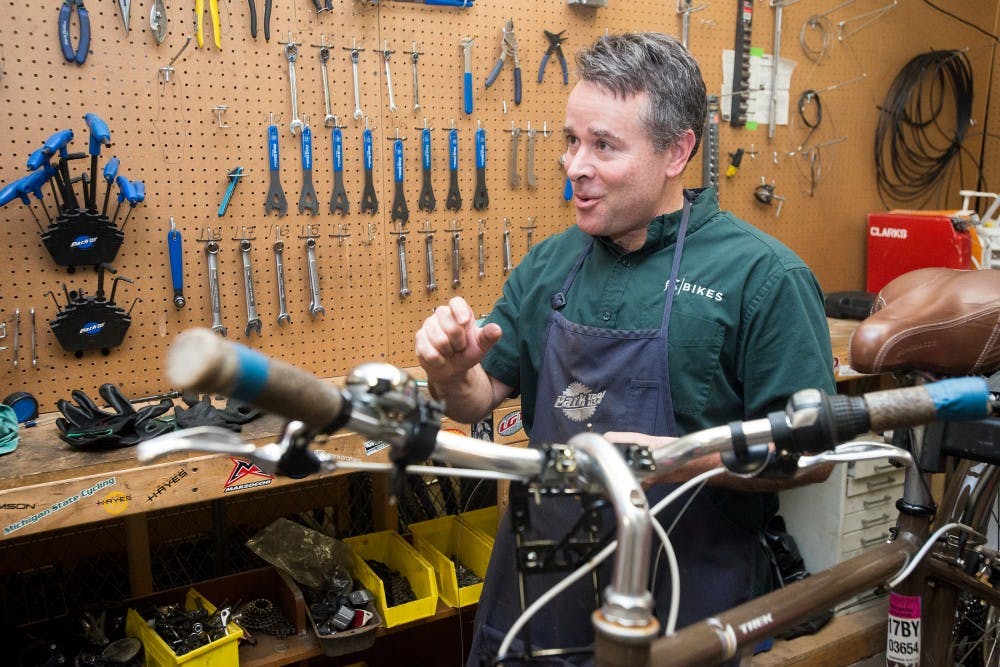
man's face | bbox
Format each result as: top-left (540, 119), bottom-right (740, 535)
top-left (562, 80), bottom-right (678, 252)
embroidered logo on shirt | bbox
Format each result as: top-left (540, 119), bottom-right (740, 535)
top-left (554, 382), bottom-right (606, 422)
top-left (665, 276), bottom-right (724, 302)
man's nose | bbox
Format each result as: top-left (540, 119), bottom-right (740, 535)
top-left (563, 150), bottom-right (590, 181)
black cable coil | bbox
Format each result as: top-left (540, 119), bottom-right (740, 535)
top-left (874, 49), bottom-right (975, 209)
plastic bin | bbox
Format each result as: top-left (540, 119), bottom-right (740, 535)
top-left (458, 505), bottom-right (499, 543)
top-left (307, 599), bottom-right (382, 657)
top-left (410, 515), bottom-right (492, 607)
top-left (125, 588), bottom-right (243, 667)
top-left (344, 530), bottom-right (439, 628)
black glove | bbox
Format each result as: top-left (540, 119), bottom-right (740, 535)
top-left (56, 384), bottom-right (174, 450)
top-left (174, 393), bottom-right (262, 432)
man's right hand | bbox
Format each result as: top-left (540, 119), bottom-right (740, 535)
top-left (415, 297), bottom-right (503, 382)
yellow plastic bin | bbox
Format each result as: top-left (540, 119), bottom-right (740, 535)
top-left (344, 530), bottom-right (439, 628)
top-left (458, 505), bottom-right (499, 544)
top-left (125, 588), bottom-right (243, 667)
top-left (410, 515), bottom-right (492, 607)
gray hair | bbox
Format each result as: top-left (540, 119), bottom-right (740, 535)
top-left (575, 32), bottom-right (707, 159)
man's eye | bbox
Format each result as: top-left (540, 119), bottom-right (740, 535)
top-left (596, 140), bottom-right (610, 151)
top-left (565, 135), bottom-right (578, 147)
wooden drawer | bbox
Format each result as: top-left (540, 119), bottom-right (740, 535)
top-left (842, 505), bottom-right (894, 534)
top-left (843, 484), bottom-right (901, 515)
top-left (846, 470), bottom-right (905, 497)
top-left (850, 459), bottom-right (900, 480)
top-left (841, 523), bottom-right (894, 554)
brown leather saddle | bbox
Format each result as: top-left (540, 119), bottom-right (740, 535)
top-left (849, 268), bottom-right (1000, 376)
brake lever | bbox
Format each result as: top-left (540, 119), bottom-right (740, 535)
top-left (136, 426), bottom-right (255, 462)
top-left (796, 440), bottom-right (914, 470)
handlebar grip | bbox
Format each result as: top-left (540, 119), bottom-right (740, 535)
top-left (166, 328), bottom-right (348, 433)
top-left (864, 377), bottom-right (991, 432)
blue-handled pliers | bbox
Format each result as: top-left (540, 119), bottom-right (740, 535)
top-left (538, 30), bottom-right (568, 85)
top-left (58, 0), bottom-right (91, 65)
top-left (485, 19), bottom-right (521, 105)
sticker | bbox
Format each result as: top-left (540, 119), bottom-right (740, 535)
top-left (886, 592), bottom-right (920, 666)
top-left (364, 440), bottom-right (391, 456)
top-left (4, 476), bottom-right (116, 536)
top-left (497, 410), bottom-right (523, 437)
top-left (223, 458), bottom-right (273, 493)
top-left (98, 491), bottom-right (131, 515)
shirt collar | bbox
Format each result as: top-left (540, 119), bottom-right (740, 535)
top-left (596, 187), bottom-right (720, 257)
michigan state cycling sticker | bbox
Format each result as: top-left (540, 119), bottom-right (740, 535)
top-left (886, 592), bottom-right (920, 666)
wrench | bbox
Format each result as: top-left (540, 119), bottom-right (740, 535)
top-left (473, 126), bottom-right (489, 211)
top-left (264, 123), bottom-right (288, 216)
top-left (418, 126), bottom-right (435, 212)
top-left (298, 124), bottom-right (319, 215)
top-left (381, 41), bottom-right (397, 113)
top-left (344, 40), bottom-right (365, 121)
top-left (446, 127), bottom-right (462, 211)
top-left (450, 222), bottom-right (462, 287)
top-left (305, 237), bottom-right (325, 318)
top-left (273, 228), bottom-right (291, 325)
top-left (12, 308), bottom-right (19, 367)
top-left (525, 124), bottom-right (538, 190)
top-left (420, 226), bottom-right (436, 292)
top-left (282, 37), bottom-right (304, 136)
top-left (239, 238), bottom-right (263, 337)
top-left (330, 125), bottom-right (349, 215)
top-left (205, 241), bottom-right (227, 336)
top-left (502, 218), bottom-right (512, 274)
top-left (30, 307), bottom-right (36, 367)
top-left (507, 124), bottom-right (521, 189)
top-left (390, 136), bottom-right (409, 225)
top-left (361, 126), bottom-right (379, 214)
top-left (523, 216), bottom-right (536, 252)
top-left (405, 43), bottom-right (423, 112)
top-left (316, 38), bottom-right (336, 128)
top-left (393, 229), bottom-right (411, 298)
top-left (477, 219), bottom-right (486, 279)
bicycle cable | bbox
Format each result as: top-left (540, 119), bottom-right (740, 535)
top-left (886, 522), bottom-right (983, 588)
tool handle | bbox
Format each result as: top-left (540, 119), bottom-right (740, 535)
top-left (115, 175), bottom-right (136, 203)
top-left (421, 129), bottom-right (431, 171)
top-left (30, 130), bottom-right (74, 168)
top-left (485, 58), bottom-right (503, 89)
top-left (21, 170), bottom-right (50, 200)
top-left (301, 126), bottom-right (313, 171)
top-left (84, 113), bottom-right (111, 156)
top-left (263, 0), bottom-right (271, 41)
top-left (559, 56), bottom-right (568, 85)
top-left (513, 67), bottom-right (522, 105)
top-left (332, 128), bottom-right (343, 172)
top-left (0, 176), bottom-right (27, 207)
top-left (268, 125), bottom-right (280, 171)
top-left (103, 156), bottom-right (120, 184)
top-left (475, 128), bottom-right (486, 169)
top-left (423, 0), bottom-right (475, 5)
top-left (58, 3), bottom-right (74, 62)
top-left (248, 0), bottom-right (257, 37)
top-left (168, 227), bottom-right (185, 304)
top-left (132, 180), bottom-right (146, 204)
top-left (537, 54), bottom-right (549, 84)
top-left (75, 6), bottom-right (90, 64)
top-left (463, 72), bottom-right (473, 114)
top-left (394, 139), bottom-right (404, 183)
top-left (363, 129), bottom-right (373, 171)
top-left (564, 176), bottom-right (573, 201)
top-left (449, 130), bottom-right (459, 171)
top-left (195, 0), bottom-right (204, 46)
top-left (218, 167), bottom-right (243, 216)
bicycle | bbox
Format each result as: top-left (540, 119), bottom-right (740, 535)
top-left (138, 271), bottom-right (999, 667)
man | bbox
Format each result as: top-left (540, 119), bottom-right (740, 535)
top-left (415, 32), bottom-right (834, 666)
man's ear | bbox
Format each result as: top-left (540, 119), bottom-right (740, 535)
top-left (665, 129), bottom-right (697, 179)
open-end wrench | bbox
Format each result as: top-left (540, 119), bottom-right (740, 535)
top-left (361, 125), bottom-right (379, 214)
top-left (381, 41), bottom-right (397, 113)
top-left (507, 124), bottom-right (521, 189)
top-left (405, 43), bottom-right (423, 112)
top-left (264, 122), bottom-right (288, 216)
top-left (446, 127), bottom-right (462, 211)
top-left (473, 126), bottom-right (489, 211)
top-left (502, 217), bottom-right (513, 274)
top-left (418, 126), bottom-right (435, 212)
top-left (304, 236), bottom-right (325, 318)
top-left (205, 240), bottom-right (227, 336)
top-left (525, 124), bottom-right (538, 190)
top-left (391, 228), bottom-right (410, 298)
top-left (273, 227), bottom-right (291, 325)
top-left (390, 134), bottom-right (409, 224)
top-left (315, 37), bottom-right (336, 128)
top-left (477, 219), bottom-right (486, 278)
top-left (281, 37), bottom-right (305, 136)
top-left (330, 124), bottom-right (349, 215)
top-left (522, 216), bottom-right (536, 252)
top-left (419, 224), bottom-right (436, 292)
top-left (344, 40), bottom-right (365, 121)
top-left (298, 124), bottom-right (319, 215)
top-left (239, 237), bottom-right (263, 337)
top-left (449, 221), bottom-right (462, 287)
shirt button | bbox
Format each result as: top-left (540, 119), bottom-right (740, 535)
top-left (602, 312), bottom-right (612, 321)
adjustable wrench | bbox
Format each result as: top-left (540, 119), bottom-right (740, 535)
top-left (239, 238), bottom-right (263, 337)
top-left (315, 37), bottom-right (336, 128)
top-left (473, 126), bottom-right (489, 210)
top-left (381, 41), bottom-right (397, 113)
top-left (507, 124), bottom-right (521, 189)
top-left (390, 135), bottom-right (409, 224)
top-left (298, 124), bottom-right (319, 215)
top-left (344, 40), bottom-right (365, 121)
top-left (305, 236), bottom-right (325, 318)
top-left (330, 125), bottom-right (349, 215)
top-left (273, 227), bottom-right (291, 325)
top-left (205, 240), bottom-right (227, 336)
top-left (525, 124), bottom-right (538, 190)
top-left (282, 37), bottom-right (305, 136)
top-left (418, 126), bottom-right (435, 212)
top-left (420, 225), bottom-right (436, 292)
top-left (361, 126), bottom-right (379, 214)
top-left (446, 127), bottom-right (462, 211)
top-left (264, 122), bottom-right (288, 216)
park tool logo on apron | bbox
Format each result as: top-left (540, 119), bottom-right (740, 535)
top-left (554, 382), bottom-right (607, 422)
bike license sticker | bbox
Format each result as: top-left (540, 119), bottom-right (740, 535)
top-left (886, 592), bottom-right (920, 666)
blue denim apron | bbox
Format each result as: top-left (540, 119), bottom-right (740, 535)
top-left (467, 192), bottom-right (758, 666)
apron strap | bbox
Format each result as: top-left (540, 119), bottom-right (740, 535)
top-left (551, 237), bottom-right (595, 310)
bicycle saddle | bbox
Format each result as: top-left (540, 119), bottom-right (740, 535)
top-left (849, 268), bottom-right (1000, 375)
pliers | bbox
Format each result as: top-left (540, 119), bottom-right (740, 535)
top-left (538, 30), bottom-right (568, 85)
top-left (485, 19), bottom-right (521, 105)
top-left (58, 0), bottom-right (91, 65)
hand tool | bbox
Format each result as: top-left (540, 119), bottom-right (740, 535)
top-left (383, 0), bottom-right (475, 5)
top-left (116, 0), bottom-right (130, 35)
top-left (702, 95), bottom-right (720, 189)
top-left (247, 0), bottom-right (257, 38)
top-left (0, 172), bottom-right (50, 230)
top-left (263, 0), bottom-right (272, 41)
top-left (195, 0), bottom-right (204, 46)
top-left (330, 123), bottom-right (349, 215)
top-left (25, 149), bottom-right (65, 213)
top-left (418, 124), bottom-right (435, 212)
top-left (168, 217), bottom-right (185, 308)
top-left (726, 148), bottom-right (745, 177)
top-left (419, 224), bottom-right (436, 292)
top-left (314, 37), bottom-right (335, 127)
top-left (449, 220), bottom-right (462, 287)
top-left (272, 226), bottom-right (291, 325)
top-left (477, 218), bottom-right (486, 278)
top-left (506, 123), bottom-right (521, 189)
top-left (502, 218), bottom-right (513, 273)
top-left (110, 175), bottom-right (136, 226)
top-left (281, 36), bottom-right (304, 135)
top-left (390, 227), bottom-right (410, 298)
top-left (150, 0), bottom-right (167, 43)
top-left (360, 124), bottom-right (378, 214)
top-left (473, 126), bottom-right (488, 211)
top-left (12, 308), bottom-right (19, 367)
top-left (537, 30), bottom-right (567, 85)
top-left (525, 123), bottom-right (538, 189)
top-left (298, 124), bottom-right (319, 215)
top-left (344, 40), bottom-right (365, 121)
top-left (445, 126), bottom-right (462, 210)
top-left (485, 19), bottom-right (521, 106)
top-left (304, 235), bottom-right (325, 318)
top-left (237, 234), bottom-right (263, 337)
top-left (31, 129), bottom-right (78, 211)
top-left (58, 0), bottom-right (91, 65)
top-left (729, 0), bottom-right (754, 127)
top-left (218, 166), bottom-right (245, 216)
top-left (460, 37), bottom-right (475, 115)
top-left (83, 112), bottom-right (110, 212)
top-left (522, 216), bottom-right (536, 252)
top-left (390, 132), bottom-right (409, 225)
top-left (676, 0), bottom-right (707, 50)
top-left (563, 174), bottom-right (573, 201)
top-left (209, 0), bottom-right (221, 48)
top-left (264, 121), bottom-right (288, 216)
top-left (754, 177), bottom-right (785, 216)
top-left (118, 179), bottom-right (144, 230)
top-left (204, 237), bottom-right (227, 336)
top-left (404, 43), bottom-right (423, 112)
top-left (29, 309), bottom-right (36, 367)
top-left (381, 41), bottom-right (398, 113)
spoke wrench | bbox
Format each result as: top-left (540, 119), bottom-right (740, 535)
top-left (264, 122), bottom-right (288, 216)
top-left (473, 126), bottom-right (489, 211)
top-left (330, 125), bottom-right (349, 215)
top-left (238, 236), bottom-right (263, 337)
top-left (273, 227), bottom-right (291, 325)
top-left (360, 126), bottom-right (379, 214)
top-left (298, 124), bottom-right (319, 215)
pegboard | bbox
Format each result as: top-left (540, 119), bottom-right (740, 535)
top-left (0, 0), bottom-right (997, 410)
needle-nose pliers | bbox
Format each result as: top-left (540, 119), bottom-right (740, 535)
top-left (58, 0), bottom-right (91, 65)
top-left (485, 19), bottom-right (521, 105)
top-left (538, 30), bottom-right (568, 85)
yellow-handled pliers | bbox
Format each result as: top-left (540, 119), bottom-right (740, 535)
top-left (195, 0), bottom-right (221, 48)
